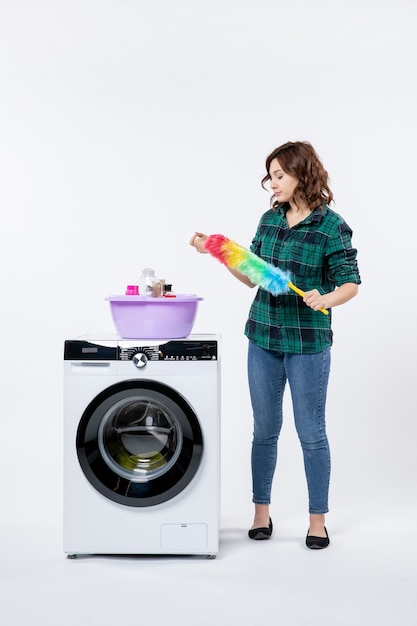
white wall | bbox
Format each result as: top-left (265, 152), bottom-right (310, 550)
top-left (1, 0), bottom-right (416, 529)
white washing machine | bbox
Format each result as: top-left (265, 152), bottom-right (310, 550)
top-left (64, 333), bottom-right (220, 558)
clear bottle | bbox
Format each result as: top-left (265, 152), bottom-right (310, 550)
top-left (137, 267), bottom-right (163, 297)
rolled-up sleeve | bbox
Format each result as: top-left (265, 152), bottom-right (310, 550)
top-left (325, 221), bottom-right (361, 286)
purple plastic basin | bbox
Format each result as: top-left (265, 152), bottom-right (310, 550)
top-left (107, 294), bottom-right (203, 339)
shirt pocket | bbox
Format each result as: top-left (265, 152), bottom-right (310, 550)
top-left (286, 234), bottom-right (327, 285)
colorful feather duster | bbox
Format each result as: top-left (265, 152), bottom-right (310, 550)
top-left (204, 234), bottom-right (328, 315)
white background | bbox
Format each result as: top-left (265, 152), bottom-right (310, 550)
top-left (0, 1), bottom-right (416, 621)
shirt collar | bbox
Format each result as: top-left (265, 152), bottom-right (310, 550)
top-left (276, 203), bottom-right (329, 224)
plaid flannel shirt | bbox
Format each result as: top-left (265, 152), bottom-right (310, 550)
top-left (244, 204), bottom-right (361, 354)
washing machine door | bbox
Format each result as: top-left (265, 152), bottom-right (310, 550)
top-left (76, 380), bottom-right (203, 507)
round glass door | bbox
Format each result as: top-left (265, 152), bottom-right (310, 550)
top-left (76, 380), bottom-right (203, 506)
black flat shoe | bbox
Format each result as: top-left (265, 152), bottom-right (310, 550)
top-left (306, 526), bottom-right (330, 550)
top-left (248, 517), bottom-right (273, 540)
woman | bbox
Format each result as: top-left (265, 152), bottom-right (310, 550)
top-left (189, 141), bottom-right (361, 549)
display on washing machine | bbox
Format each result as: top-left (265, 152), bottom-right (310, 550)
top-left (64, 340), bottom-right (118, 360)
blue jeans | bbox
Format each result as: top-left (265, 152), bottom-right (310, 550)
top-left (247, 340), bottom-right (331, 514)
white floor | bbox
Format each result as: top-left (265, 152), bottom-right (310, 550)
top-left (2, 505), bottom-right (415, 626)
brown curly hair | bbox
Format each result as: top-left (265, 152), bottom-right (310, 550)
top-left (261, 141), bottom-right (334, 211)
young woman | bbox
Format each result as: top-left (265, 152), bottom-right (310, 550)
top-left (189, 141), bottom-right (361, 549)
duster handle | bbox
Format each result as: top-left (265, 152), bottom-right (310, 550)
top-left (287, 282), bottom-right (329, 316)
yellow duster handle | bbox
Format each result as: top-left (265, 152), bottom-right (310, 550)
top-left (287, 281), bottom-right (329, 316)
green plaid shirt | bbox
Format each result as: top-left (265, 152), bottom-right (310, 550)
top-left (244, 204), bottom-right (361, 354)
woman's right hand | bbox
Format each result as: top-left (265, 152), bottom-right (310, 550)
top-left (189, 231), bottom-right (208, 254)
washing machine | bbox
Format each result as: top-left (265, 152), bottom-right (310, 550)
top-left (63, 333), bottom-right (220, 558)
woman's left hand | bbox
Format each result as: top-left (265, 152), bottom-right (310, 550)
top-left (303, 289), bottom-right (329, 312)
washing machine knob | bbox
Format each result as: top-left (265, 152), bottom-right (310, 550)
top-left (132, 352), bottom-right (148, 368)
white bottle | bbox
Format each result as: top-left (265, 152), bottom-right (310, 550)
top-left (138, 268), bottom-right (163, 297)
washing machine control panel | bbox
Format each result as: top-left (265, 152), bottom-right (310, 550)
top-left (120, 341), bottom-right (217, 362)
top-left (64, 339), bottom-right (218, 362)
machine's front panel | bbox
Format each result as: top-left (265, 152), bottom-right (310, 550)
top-left (64, 334), bottom-right (220, 556)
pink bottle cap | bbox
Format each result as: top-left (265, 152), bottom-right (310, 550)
top-left (125, 285), bottom-right (139, 295)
